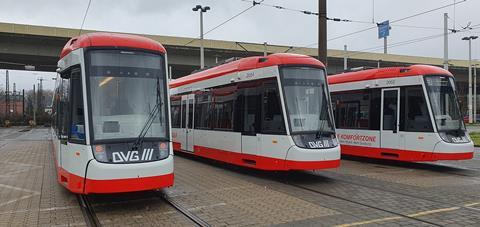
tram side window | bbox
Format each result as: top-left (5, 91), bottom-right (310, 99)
top-left (195, 93), bottom-right (212, 129)
top-left (332, 89), bottom-right (379, 130)
top-left (181, 100), bottom-right (186, 128)
top-left (212, 86), bottom-right (236, 131)
top-left (69, 68), bottom-right (86, 143)
top-left (400, 86), bottom-right (433, 132)
top-left (170, 100), bottom-right (181, 128)
top-left (383, 90), bottom-right (398, 131)
top-left (58, 78), bottom-right (70, 138)
top-left (236, 81), bottom-right (262, 134)
top-left (262, 81), bottom-right (286, 134)
top-left (370, 89), bottom-right (381, 130)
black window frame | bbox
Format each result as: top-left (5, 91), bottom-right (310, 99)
top-left (67, 66), bottom-right (87, 144)
top-left (331, 88), bottom-right (381, 130)
top-left (84, 47), bottom-right (170, 145)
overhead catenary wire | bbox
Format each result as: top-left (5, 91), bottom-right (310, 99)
top-left (328, 0), bottom-right (467, 42)
top-left (78, 0), bottom-right (93, 36)
top-left (183, 0), bottom-right (265, 46)
top-left (286, 0), bottom-right (468, 53)
top-left (329, 25), bottom-right (480, 59)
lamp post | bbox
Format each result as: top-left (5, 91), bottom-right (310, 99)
top-left (193, 5), bottom-right (210, 69)
top-left (474, 63), bottom-right (479, 122)
top-left (462, 35), bottom-right (478, 124)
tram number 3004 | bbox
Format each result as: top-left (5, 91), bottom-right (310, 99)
top-left (112, 149), bottom-right (155, 163)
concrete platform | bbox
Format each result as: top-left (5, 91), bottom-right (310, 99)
top-left (0, 127), bottom-right (85, 226)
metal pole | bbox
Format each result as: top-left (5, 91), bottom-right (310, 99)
top-left (443, 13), bottom-right (449, 70)
top-left (475, 65), bottom-right (477, 122)
top-left (33, 84), bottom-right (36, 125)
top-left (22, 89), bottom-right (25, 122)
top-left (318, 0), bottom-right (327, 65)
top-left (168, 66), bottom-right (172, 81)
top-left (343, 45), bottom-right (348, 71)
top-left (384, 37), bottom-right (388, 54)
top-left (468, 39), bottom-right (473, 123)
top-left (5, 70), bottom-right (9, 118)
top-left (263, 42), bottom-right (268, 56)
top-left (200, 10), bottom-right (205, 69)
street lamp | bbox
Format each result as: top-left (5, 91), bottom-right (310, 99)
top-left (192, 5), bottom-right (211, 69)
top-left (462, 35), bottom-right (478, 124)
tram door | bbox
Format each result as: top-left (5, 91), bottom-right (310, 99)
top-left (181, 94), bottom-right (195, 152)
top-left (380, 88), bottom-right (403, 152)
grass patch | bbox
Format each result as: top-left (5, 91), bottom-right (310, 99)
top-left (469, 132), bottom-right (480, 146)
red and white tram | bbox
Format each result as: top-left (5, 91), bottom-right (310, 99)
top-left (170, 53), bottom-right (340, 171)
top-left (52, 33), bottom-right (173, 194)
top-left (328, 65), bottom-right (474, 162)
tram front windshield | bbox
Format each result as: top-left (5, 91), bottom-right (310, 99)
top-left (424, 75), bottom-right (465, 133)
top-left (88, 50), bottom-right (168, 141)
top-left (281, 67), bottom-right (335, 135)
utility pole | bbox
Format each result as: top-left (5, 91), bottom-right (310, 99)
top-left (263, 42), bottom-right (268, 57)
top-left (343, 45), bottom-right (348, 71)
top-left (22, 89), bottom-right (25, 122)
top-left (475, 64), bottom-right (478, 122)
top-left (384, 37), bottom-right (388, 54)
top-left (13, 83), bottom-right (16, 116)
top-left (462, 36), bottom-right (478, 123)
top-left (5, 70), bottom-right (9, 118)
top-left (33, 84), bottom-right (36, 125)
top-left (318, 0), bottom-right (327, 65)
top-left (37, 78), bottom-right (44, 114)
top-left (443, 13), bottom-right (449, 70)
top-left (193, 5), bottom-right (211, 69)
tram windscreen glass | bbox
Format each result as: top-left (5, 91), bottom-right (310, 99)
top-left (281, 67), bottom-right (335, 134)
top-left (424, 76), bottom-right (465, 132)
top-left (88, 50), bottom-right (168, 141)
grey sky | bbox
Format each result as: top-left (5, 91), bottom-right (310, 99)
top-left (0, 0), bottom-right (479, 90)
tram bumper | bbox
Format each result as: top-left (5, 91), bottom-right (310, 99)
top-left (284, 145), bottom-right (341, 170)
top-left (432, 140), bottom-right (475, 161)
top-left (83, 155), bottom-right (174, 194)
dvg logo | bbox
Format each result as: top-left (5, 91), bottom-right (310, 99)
top-left (112, 149), bottom-right (155, 163)
top-left (308, 140), bottom-right (329, 149)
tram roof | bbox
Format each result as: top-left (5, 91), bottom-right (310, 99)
top-left (328, 65), bottom-right (453, 85)
top-left (60, 32), bottom-right (166, 58)
top-left (170, 53), bottom-right (325, 88)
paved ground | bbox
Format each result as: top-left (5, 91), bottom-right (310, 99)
top-left (0, 127), bottom-right (479, 226)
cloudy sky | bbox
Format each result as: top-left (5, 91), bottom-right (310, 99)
top-left (1, 0), bottom-right (479, 90)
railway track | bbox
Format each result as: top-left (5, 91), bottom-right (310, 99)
top-left (77, 195), bottom-right (101, 227)
top-left (317, 170), bottom-right (480, 211)
top-left (156, 190), bottom-right (211, 227)
top-left (283, 181), bottom-right (443, 226)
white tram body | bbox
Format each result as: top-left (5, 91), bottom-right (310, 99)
top-left (52, 33), bottom-right (173, 194)
top-left (328, 65), bottom-right (474, 161)
top-left (170, 53), bottom-right (340, 171)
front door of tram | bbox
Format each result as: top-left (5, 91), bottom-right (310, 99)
top-left (380, 88), bottom-right (403, 154)
top-left (181, 94), bottom-right (195, 152)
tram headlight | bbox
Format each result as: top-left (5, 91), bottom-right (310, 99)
top-left (158, 142), bottom-right (170, 159)
top-left (92, 145), bottom-right (108, 162)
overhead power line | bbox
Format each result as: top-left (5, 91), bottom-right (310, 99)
top-left (183, 0), bottom-right (264, 46)
top-left (78, 0), bottom-right (93, 36)
top-left (330, 25), bottom-right (480, 59)
top-left (328, 0), bottom-right (467, 42)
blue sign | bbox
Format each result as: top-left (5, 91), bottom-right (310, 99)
top-left (378, 20), bottom-right (390, 39)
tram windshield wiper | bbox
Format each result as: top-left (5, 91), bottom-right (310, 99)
top-left (316, 85), bottom-right (333, 139)
top-left (131, 76), bottom-right (163, 150)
